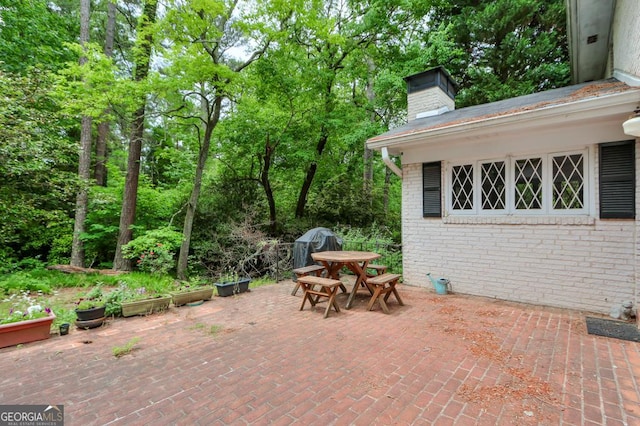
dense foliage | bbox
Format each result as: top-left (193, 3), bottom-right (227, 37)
top-left (0, 0), bottom-right (570, 276)
top-left (0, 69), bottom-right (78, 266)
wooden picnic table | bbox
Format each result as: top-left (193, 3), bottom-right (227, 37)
top-left (311, 251), bottom-right (381, 309)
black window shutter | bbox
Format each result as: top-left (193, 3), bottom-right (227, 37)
top-left (423, 162), bottom-right (442, 217)
top-left (599, 141), bottom-right (635, 219)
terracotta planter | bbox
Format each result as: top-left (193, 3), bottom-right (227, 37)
top-left (215, 278), bottom-right (251, 297)
top-left (121, 296), bottom-right (171, 317)
top-left (0, 312), bottom-right (55, 349)
top-left (170, 287), bottom-right (214, 307)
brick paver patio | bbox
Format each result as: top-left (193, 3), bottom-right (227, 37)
top-left (1, 279), bottom-right (639, 425)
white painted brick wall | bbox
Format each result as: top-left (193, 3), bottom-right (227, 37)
top-left (401, 142), bottom-right (639, 314)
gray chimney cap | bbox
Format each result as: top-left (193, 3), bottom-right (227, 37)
top-left (404, 66), bottom-right (458, 99)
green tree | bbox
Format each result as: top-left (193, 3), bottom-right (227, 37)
top-left (0, 69), bottom-right (78, 263)
top-left (212, 0), bottom-right (423, 235)
top-left (70, 0), bottom-right (93, 267)
top-left (0, 0), bottom-right (78, 74)
top-left (426, 0), bottom-right (569, 107)
top-left (158, 0), bottom-right (292, 279)
top-left (113, 0), bottom-right (159, 271)
top-left (94, 0), bottom-right (117, 186)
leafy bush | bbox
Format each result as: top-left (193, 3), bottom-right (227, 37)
top-left (336, 225), bottom-right (403, 273)
top-left (51, 306), bottom-right (76, 328)
top-left (48, 233), bottom-right (73, 265)
top-left (15, 258), bottom-right (47, 271)
top-left (104, 286), bottom-right (125, 317)
top-left (75, 286), bottom-right (105, 310)
top-left (122, 227), bottom-right (183, 275)
top-left (0, 247), bottom-right (17, 275)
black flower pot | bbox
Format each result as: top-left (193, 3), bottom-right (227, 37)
top-left (75, 317), bottom-right (106, 330)
top-left (59, 323), bottom-right (70, 336)
top-left (75, 305), bottom-right (106, 321)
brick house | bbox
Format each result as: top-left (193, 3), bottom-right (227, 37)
top-left (367, 0), bottom-right (640, 316)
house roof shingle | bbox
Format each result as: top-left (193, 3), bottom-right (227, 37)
top-left (369, 79), bottom-right (637, 144)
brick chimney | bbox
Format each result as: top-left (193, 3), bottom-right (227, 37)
top-left (404, 67), bottom-right (457, 122)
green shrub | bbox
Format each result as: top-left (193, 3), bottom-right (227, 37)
top-left (0, 272), bottom-right (53, 295)
top-left (337, 225), bottom-right (403, 274)
top-left (15, 258), bottom-right (47, 271)
top-left (122, 227), bottom-right (183, 275)
top-left (51, 305), bottom-right (76, 328)
top-left (104, 286), bottom-right (124, 317)
top-left (48, 233), bottom-right (72, 265)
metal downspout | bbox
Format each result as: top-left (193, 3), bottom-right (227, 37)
top-left (381, 147), bottom-right (402, 178)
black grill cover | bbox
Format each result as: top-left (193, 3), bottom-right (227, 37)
top-left (293, 227), bottom-right (342, 280)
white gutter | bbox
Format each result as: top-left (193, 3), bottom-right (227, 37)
top-left (381, 147), bottom-right (402, 178)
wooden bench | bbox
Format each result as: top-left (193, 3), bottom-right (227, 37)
top-left (298, 276), bottom-right (343, 318)
top-left (365, 273), bottom-right (404, 314)
top-left (291, 264), bottom-right (325, 296)
top-left (366, 264), bottom-right (388, 278)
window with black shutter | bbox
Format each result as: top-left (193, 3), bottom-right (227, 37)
top-left (423, 162), bottom-right (442, 217)
top-left (599, 141), bottom-right (635, 219)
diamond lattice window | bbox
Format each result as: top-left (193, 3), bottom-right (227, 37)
top-left (445, 150), bottom-right (588, 216)
top-left (452, 164), bottom-right (474, 210)
top-left (481, 161), bottom-right (506, 210)
top-left (514, 158), bottom-right (543, 210)
top-left (552, 154), bottom-right (584, 209)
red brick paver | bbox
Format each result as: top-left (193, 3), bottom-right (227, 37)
top-left (1, 280), bottom-right (639, 425)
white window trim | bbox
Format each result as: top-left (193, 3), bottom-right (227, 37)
top-left (446, 149), bottom-right (590, 216)
top-left (479, 158), bottom-right (509, 215)
top-left (548, 149), bottom-right (589, 215)
top-left (447, 162), bottom-right (475, 215)
top-left (512, 154), bottom-right (546, 215)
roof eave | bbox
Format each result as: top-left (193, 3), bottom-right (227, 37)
top-left (367, 89), bottom-right (640, 154)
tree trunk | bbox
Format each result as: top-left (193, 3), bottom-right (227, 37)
top-left (70, 0), bottom-right (92, 267)
top-left (71, 117), bottom-right (92, 266)
top-left (176, 96), bottom-right (222, 280)
top-left (383, 167), bottom-right (391, 214)
top-left (261, 134), bottom-right (278, 234)
top-left (113, 109), bottom-right (145, 271)
top-left (295, 76), bottom-right (335, 219)
top-left (113, 0), bottom-right (158, 271)
top-left (363, 58), bottom-right (375, 197)
top-left (94, 0), bottom-right (116, 186)
top-left (295, 132), bottom-right (328, 218)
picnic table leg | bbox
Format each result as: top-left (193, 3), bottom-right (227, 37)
top-left (366, 286), bottom-right (384, 312)
top-left (291, 282), bottom-right (300, 296)
top-left (320, 261), bottom-right (347, 293)
top-left (377, 296), bottom-right (390, 314)
top-left (386, 285), bottom-right (404, 306)
top-left (299, 284), bottom-right (317, 311)
top-left (345, 261), bottom-right (372, 310)
top-left (323, 286), bottom-right (340, 319)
